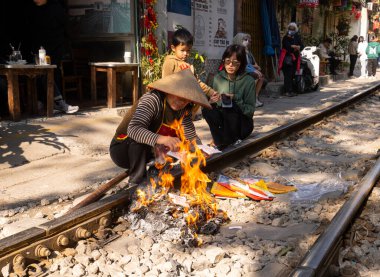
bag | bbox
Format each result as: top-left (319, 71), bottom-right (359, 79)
top-left (284, 55), bottom-right (294, 66)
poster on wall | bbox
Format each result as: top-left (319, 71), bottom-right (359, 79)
top-left (67, 0), bottom-right (132, 37)
top-left (193, 0), bottom-right (234, 59)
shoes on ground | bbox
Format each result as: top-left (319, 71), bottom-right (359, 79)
top-left (54, 100), bottom-right (79, 114)
top-left (255, 100), bottom-right (263, 107)
top-left (284, 92), bottom-right (293, 97)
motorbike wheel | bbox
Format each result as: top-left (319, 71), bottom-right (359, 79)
top-left (296, 76), bottom-right (306, 94)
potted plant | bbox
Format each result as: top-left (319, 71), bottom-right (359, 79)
top-left (336, 16), bottom-right (350, 36)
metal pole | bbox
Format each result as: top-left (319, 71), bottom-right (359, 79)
top-left (291, 156), bottom-right (380, 277)
top-left (67, 171), bottom-right (129, 214)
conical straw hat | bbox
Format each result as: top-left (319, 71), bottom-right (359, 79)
top-left (147, 69), bottom-right (211, 109)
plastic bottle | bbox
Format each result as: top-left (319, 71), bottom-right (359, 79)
top-left (38, 46), bottom-right (46, 65)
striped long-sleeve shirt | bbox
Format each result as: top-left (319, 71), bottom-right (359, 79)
top-left (114, 91), bottom-right (198, 147)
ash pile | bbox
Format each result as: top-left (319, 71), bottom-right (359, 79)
top-left (126, 189), bottom-right (228, 247)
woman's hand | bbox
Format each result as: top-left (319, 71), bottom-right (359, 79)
top-left (209, 90), bottom-right (221, 104)
top-left (156, 135), bottom-right (181, 152)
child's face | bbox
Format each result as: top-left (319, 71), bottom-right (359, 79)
top-left (171, 43), bottom-right (192, 61)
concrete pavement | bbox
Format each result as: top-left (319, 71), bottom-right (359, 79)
top-left (1, 76), bottom-right (379, 211)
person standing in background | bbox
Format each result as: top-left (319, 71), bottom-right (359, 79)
top-left (278, 22), bottom-right (303, 97)
top-left (366, 35), bottom-right (380, 79)
top-left (348, 35), bottom-right (358, 78)
top-left (357, 36), bottom-right (368, 79)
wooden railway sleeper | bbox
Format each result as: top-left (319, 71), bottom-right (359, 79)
top-left (0, 211), bottom-right (113, 275)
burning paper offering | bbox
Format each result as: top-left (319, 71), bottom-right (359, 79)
top-left (128, 117), bottom-right (229, 247)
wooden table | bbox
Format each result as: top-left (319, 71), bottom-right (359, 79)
top-left (89, 62), bottom-right (139, 108)
top-left (0, 64), bottom-right (56, 121)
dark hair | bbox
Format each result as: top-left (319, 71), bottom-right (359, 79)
top-left (222, 44), bottom-right (247, 75)
top-left (358, 36), bottom-right (364, 42)
top-left (324, 38), bottom-right (332, 44)
top-left (172, 28), bottom-right (193, 47)
top-left (351, 35), bottom-right (358, 42)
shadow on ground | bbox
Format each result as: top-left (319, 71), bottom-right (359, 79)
top-left (0, 124), bottom-right (70, 168)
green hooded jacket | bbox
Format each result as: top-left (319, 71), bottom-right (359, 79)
top-left (366, 41), bottom-right (380, 59)
top-left (211, 70), bottom-right (256, 118)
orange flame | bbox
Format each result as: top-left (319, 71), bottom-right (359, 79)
top-left (134, 116), bottom-right (221, 233)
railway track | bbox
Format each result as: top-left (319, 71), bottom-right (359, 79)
top-left (1, 85), bottom-right (380, 276)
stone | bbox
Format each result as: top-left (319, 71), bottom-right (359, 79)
top-left (108, 251), bottom-right (122, 262)
top-left (249, 162), bottom-right (278, 176)
top-left (236, 230), bottom-right (247, 239)
top-left (49, 262), bottom-right (60, 272)
top-left (88, 263), bottom-right (99, 274)
top-left (306, 212), bottom-right (319, 221)
top-left (91, 250), bottom-right (102, 260)
top-left (182, 259), bottom-right (192, 273)
top-left (123, 261), bottom-right (139, 274)
top-left (215, 263), bottom-right (231, 275)
top-left (313, 204), bottom-right (323, 213)
top-left (247, 261), bottom-right (264, 272)
top-left (75, 254), bottom-right (91, 266)
top-left (1, 263), bottom-right (10, 277)
top-left (120, 255), bottom-right (132, 265)
top-left (33, 212), bottom-right (45, 219)
top-left (140, 237), bottom-right (154, 252)
top-left (192, 255), bottom-right (210, 271)
top-left (227, 268), bottom-right (242, 277)
top-left (7, 209), bottom-right (16, 217)
top-left (40, 198), bottom-right (50, 206)
top-left (62, 248), bottom-right (77, 257)
top-left (205, 246), bottom-right (226, 264)
top-left (72, 264), bottom-right (85, 277)
top-left (272, 217), bottom-right (284, 227)
top-left (140, 265), bottom-right (149, 274)
top-left (75, 243), bottom-right (89, 255)
top-left (352, 245), bottom-right (364, 257)
top-left (59, 267), bottom-right (72, 276)
top-left (158, 261), bottom-right (175, 273)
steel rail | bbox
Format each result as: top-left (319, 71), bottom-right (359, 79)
top-left (290, 156), bottom-right (380, 277)
top-left (1, 83), bottom-right (379, 270)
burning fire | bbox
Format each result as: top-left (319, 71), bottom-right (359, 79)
top-left (132, 117), bottom-right (226, 244)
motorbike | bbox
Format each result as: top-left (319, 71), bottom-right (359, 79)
top-left (294, 46), bottom-right (320, 93)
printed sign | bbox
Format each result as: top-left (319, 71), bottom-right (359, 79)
top-left (193, 0), bottom-right (234, 59)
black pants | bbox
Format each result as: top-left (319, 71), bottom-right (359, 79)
top-left (349, 54), bottom-right (358, 76)
top-left (367, 59), bottom-right (378, 76)
top-left (282, 63), bottom-right (295, 93)
top-left (202, 104), bottom-right (253, 148)
top-left (328, 57), bottom-right (338, 74)
top-left (109, 137), bottom-right (153, 184)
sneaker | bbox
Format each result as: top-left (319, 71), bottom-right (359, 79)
top-left (255, 100), bottom-right (263, 107)
top-left (54, 100), bottom-right (79, 114)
